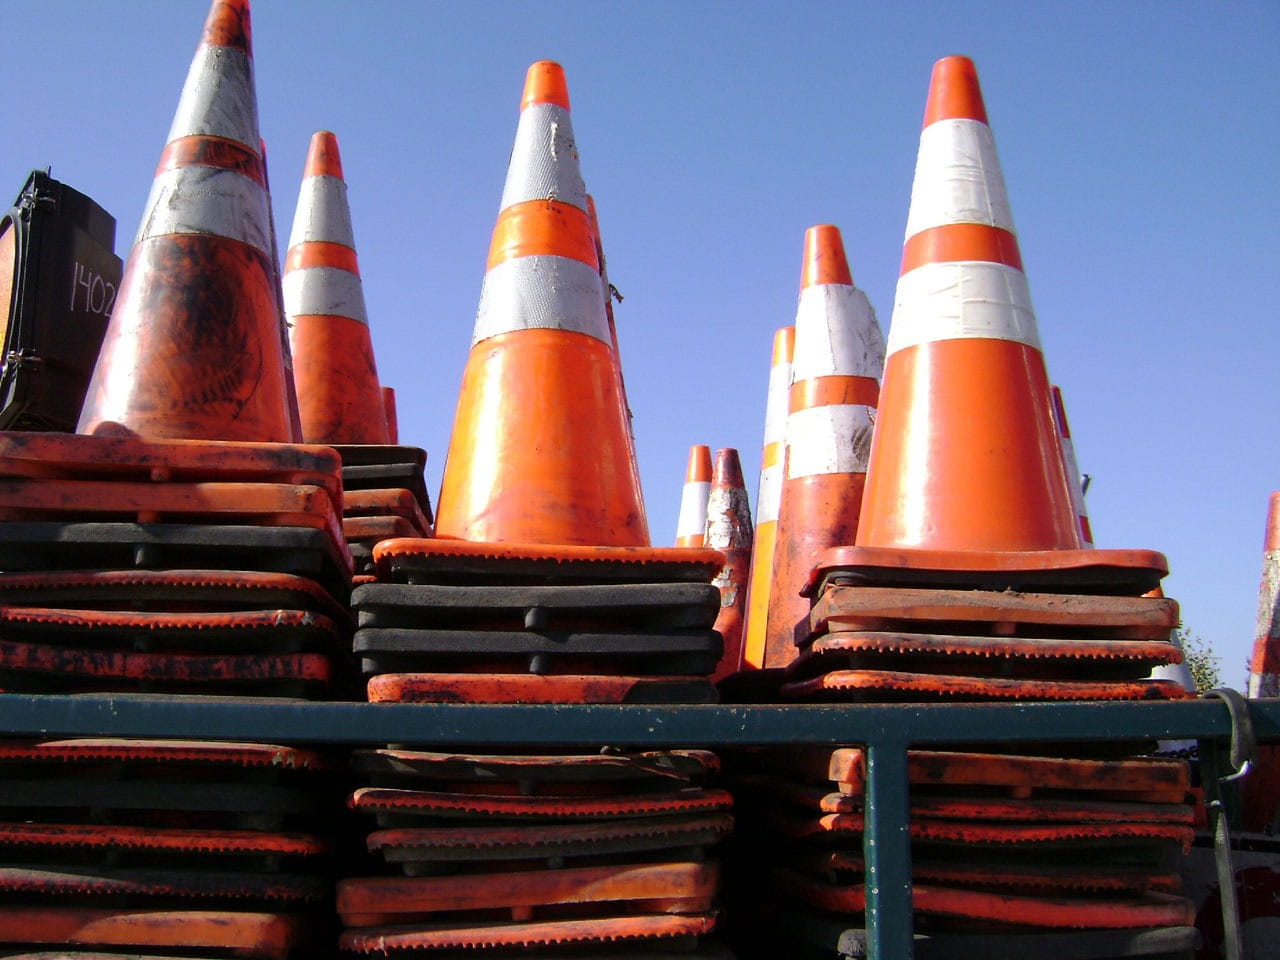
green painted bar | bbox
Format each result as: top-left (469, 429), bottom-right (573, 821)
top-left (864, 740), bottom-right (915, 960)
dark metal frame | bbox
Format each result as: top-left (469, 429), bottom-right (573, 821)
top-left (0, 694), bottom-right (1276, 958)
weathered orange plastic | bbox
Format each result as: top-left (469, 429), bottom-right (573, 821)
top-left (366, 672), bottom-right (715, 705)
top-left (0, 865), bottom-right (326, 903)
top-left (781, 668), bottom-right (1192, 702)
top-left (0, 821), bottom-right (329, 857)
top-left (340, 913), bottom-right (717, 953)
top-left (704, 448), bottom-right (752, 679)
top-left (349, 786), bottom-right (733, 821)
top-left (816, 792), bottom-right (1193, 825)
top-left (343, 515), bottom-right (421, 544)
top-left (0, 738), bottom-right (328, 770)
top-left (342, 488), bottom-right (431, 526)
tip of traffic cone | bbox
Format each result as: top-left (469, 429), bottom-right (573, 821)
top-left (801, 225), bottom-right (853, 289)
top-left (202, 0), bottom-right (252, 52)
top-left (922, 55), bottom-right (988, 127)
top-left (686, 445), bottom-right (713, 483)
top-left (521, 60), bottom-right (571, 111)
top-left (711, 447), bottom-right (745, 493)
top-left (303, 131), bottom-right (344, 180)
top-left (772, 326), bottom-right (796, 366)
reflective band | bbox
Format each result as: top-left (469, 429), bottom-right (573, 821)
top-left (762, 361), bottom-right (793, 445)
top-left (499, 103), bottom-right (588, 213)
top-left (283, 266), bottom-right (368, 325)
top-left (756, 462), bottom-right (783, 523)
top-left (166, 45), bottom-right (259, 150)
top-left (786, 404), bottom-right (875, 478)
top-left (135, 165), bottom-right (271, 256)
top-left (904, 118), bottom-right (1013, 239)
top-left (791, 285), bottom-right (885, 380)
top-left (472, 255), bottom-right (609, 346)
top-left (288, 176), bottom-right (356, 250)
top-left (886, 260), bottom-right (1040, 355)
top-left (676, 481), bottom-right (711, 538)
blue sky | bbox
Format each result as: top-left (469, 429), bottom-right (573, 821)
top-left (4, 2), bottom-right (1277, 682)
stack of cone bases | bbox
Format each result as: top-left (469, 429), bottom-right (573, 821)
top-left (726, 57), bottom-right (1195, 951)
top-left (0, 2), bottom-right (352, 954)
top-left (356, 61), bottom-right (725, 708)
top-left (339, 746), bottom-right (732, 957)
top-left (283, 131), bottom-right (432, 576)
top-left (0, 738), bottom-right (336, 958)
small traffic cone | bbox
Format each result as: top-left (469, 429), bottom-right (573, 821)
top-left (855, 56), bottom-right (1079, 554)
top-left (762, 225), bottom-right (884, 668)
top-left (285, 131), bottom-right (390, 446)
top-left (77, 0), bottom-right (294, 442)
top-left (675, 445), bottom-right (712, 548)
top-left (742, 326), bottom-right (794, 670)
top-left (382, 386), bottom-right (399, 444)
top-left (704, 448), bottom-right (753, 679)
top-left (433, 61), bottom-right (648, 546)
top-left (1248, 492), bottom-right (1280, 698)
top-left (1051, 386), bottom-right (1094, 547)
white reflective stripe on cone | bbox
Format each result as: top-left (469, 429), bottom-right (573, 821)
top-left (904, 118), bottom-right (1014, 238)
top-left (786, 404), bottom-right (875, 478)
top-left (762, 361), bottom-right (793, 446)
top-left (792, 285), bottom-right (885, 380)
top-left (676, 481), bottom-right (712, 538)
top-left (472, 255), bottom-right (610, 345)
top-left (288, 176), bottom-right (356, 249)
top-left (886, 260), bottom-right (1040, 356)
top-left (499, 103), bottom-right (589, 213)
top-left (135, 165), bottom-right (272, 257)
top-left (756, 461), bottom-right (783, 524)
top-left (166, 45), bottom-right (260, 149)
top-left (283, 267), bottom-right (369, 324)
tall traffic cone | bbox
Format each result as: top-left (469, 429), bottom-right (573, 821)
top-left (285, 131), bottom-right (390, 446)
top-left (742, 327), bottom-right (794, 670)
top-left (762, 226), bottom-right (884, 667)
top-left (704, 447), bottom-right (753, 679)
top-left (855, 56), bottom-right (1080, 554)
top-left (77, 0), bottom-right (294, 442)
top-left (1051, 386), bottom-right (1094, 548)
top-left (433, 61), bottom-right (648, 546)
top-left (675, 445), bottom-right (712, 548)
top-left (1248, 492), bottom-right (1280, 698)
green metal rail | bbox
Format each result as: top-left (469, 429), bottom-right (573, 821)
top-left (0, 694), bottom-right (1276, 959)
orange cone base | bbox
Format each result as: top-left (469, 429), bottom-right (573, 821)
top-left (0, 432), bottom-right (343, 506)
top-left (808, 545), bottom-right (1168, 598)
top-left (343, 489), bottom-right (432, 529)
top-left (340, 913), bottom-right (717, 954)
top-left (772, 870), bottom-right (1194, 930)
top-left (349, 786), bottom-right (733, 822)
top-left (0, 865), bottom-right (326, 903)
top-left (810, 586), bottom-right (1179, 641)
top-left (0, 738), bottom-right (329, 770)
top-left (344, 515), bottom-right (425, 544)
top-left (374, 539), bottom-right (724, 586)
top-left (781, 669), bottom-right (1192, 703)
top-left (366, 672), bottom-right (717, 704)
top-left (810, 791), bottom-right (1192, 827)
top-left (337, 861), bottom-right (717, 927)
top-left (0, 821), bottom-right (328, 859)
top-left (0, 908), bottom-right (307, 958)
top-left (290, 314), bottom-right (389, 445)
top-left (351, 746), bottom-right (718, 784)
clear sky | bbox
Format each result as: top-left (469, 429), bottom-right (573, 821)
top-left (4, 1), bottom-right (1277, 684)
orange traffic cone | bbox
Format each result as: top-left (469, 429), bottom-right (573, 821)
top-left (285, 131), bottom-right (390, 446)
top-left (77, 0), bottom-right (294, 442)
top-left (742, 327), bottom-right (794, 670)
top-left (704, 448), bottom-right (753, 679)
top-left (1249, 492), bottom-right (1280, 698)
top-left (433, 61), bottom-right (648, 546)
top-left (675, 445), bottom-right (712, 548)
top-left (762, 226), bottom-right (884, 667)
top-left (855, 56), bottom-right (1079, 555)
top-left (1050, 386), bottom-right (1094, 548)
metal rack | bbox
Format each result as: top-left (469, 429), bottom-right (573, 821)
top-left (0, 694), bottom-right (1276, 959)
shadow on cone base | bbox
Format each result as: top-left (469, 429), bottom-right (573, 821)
top-left (435, 330), bottom-right (646, 546)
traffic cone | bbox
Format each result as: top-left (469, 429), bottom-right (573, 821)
top-left (704, 448), bottom-right (753, 678)
top-left (1051, 386), bottom-right (1094, 547)
top-left (77, 0), bottom-right (294, 442)
top-left (285, 131), bottom-right (390, 446)
top-left (675, 445), bottom-right (712, 548)
top-left (1248, 492), bottom-right (1280, 698)
top-left (742, 326), bottom-right (794, 670)
top-left (762, 225), bottom-right (884, 668)
top-left (382, 386), bottom-right (399, 444)
top-left (855, 55), bottom-right (1080, 554)
top-left (433, 61), bottom-right (648, 546)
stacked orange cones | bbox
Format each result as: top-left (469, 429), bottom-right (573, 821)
top-left (0, 3), bottom-right (351, 955)
top-left (735, 56), bottom-right (1196, 950)
top-left (283, 131), bottom-right (432, 575)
